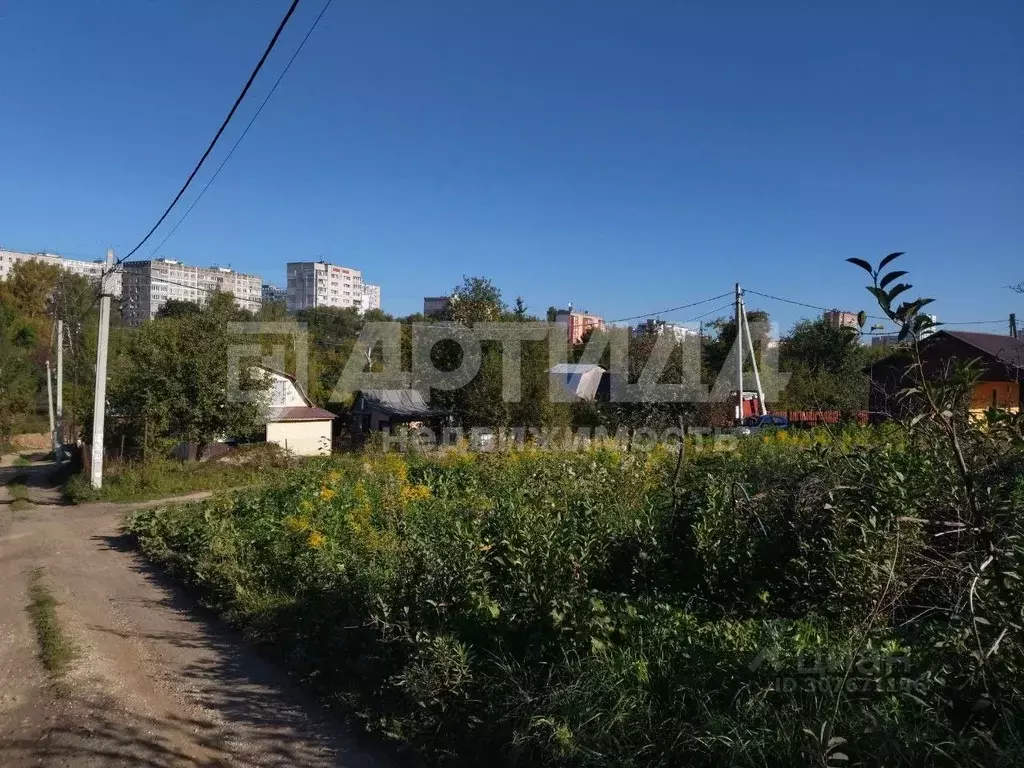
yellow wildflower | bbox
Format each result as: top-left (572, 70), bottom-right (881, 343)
top-left (284, 515), bottom-right (311, 533)
top-left (327, 470), bottom-right (342, 484)
top-left (308, 531), bottom-right (326, 549)
top-left (320, 486), bottom-right (337, 501)
top-left (400, 484), bottom-right (431, 503)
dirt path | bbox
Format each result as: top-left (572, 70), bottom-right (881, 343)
top-left (0, 462), bottom-right (394, 767)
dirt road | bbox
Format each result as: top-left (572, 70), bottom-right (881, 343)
top-left (0, 458), bottom-right (393, 767)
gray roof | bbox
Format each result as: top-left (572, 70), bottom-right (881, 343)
top-left (944, 331), bottom-right (1024, 371)
top-left (549, 363), bottom-right (605, 401)
top-left (354, 389), bottom-right (436, 417)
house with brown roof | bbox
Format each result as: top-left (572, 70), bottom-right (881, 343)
top-left (260, 367), bottom-right (335, 455)
top-left (868, 331), bottom-right (1024, 421)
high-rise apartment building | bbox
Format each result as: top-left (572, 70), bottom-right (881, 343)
top-left (823, 309), bottom-right (860, 330)
top-left (0, 248), bottom-right (122, 296)
top-left (556, 308), bottom-right (605, 345)
top-left (120, 259), bottom-right (261, 326)
top-left (262, 283), bottom-right (286, 303)
top-left (632, 318), bottom-right (699, 342)
top-left (286, 261), bottom-right (368, 312)
top-left (361, 283), bottom-right (381, 312)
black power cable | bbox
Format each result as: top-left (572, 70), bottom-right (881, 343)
top-left (114, 0), bottom-right (303, 269)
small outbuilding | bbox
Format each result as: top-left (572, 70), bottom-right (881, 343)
top-left (260, 367), bottom-right (335, 455)
top-left (351, 389), bottom-right (441, 435)
top-left (549, 363), bottom-right (607, 401)
top-left (868, 331), bottom-right (1024, 421)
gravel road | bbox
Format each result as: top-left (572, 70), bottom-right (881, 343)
top-left (0, 457), bottom-right (394, 767)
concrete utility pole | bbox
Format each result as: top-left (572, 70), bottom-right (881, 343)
top-left (46, 360), bottom-right (57, 456)
top-left (56, 319), bottom-right (64, 461)
top-left (741, 298), bottom-right (766, 417)
top-left (89, 249), bottom-right (114, 489)
top-left (734, 283), bottom-right (744, 424)
top-left (1010, 313), bottom-right (1018, 339)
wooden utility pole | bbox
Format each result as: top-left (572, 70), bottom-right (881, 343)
top-left (734, 283), bottom-right (744, 424)
top-left (89, 249), bottom-right (114, 489)
top-left (56, 319), bottom-right (64, 461)
top-left (1011, 313), bottom-right (1018, 339)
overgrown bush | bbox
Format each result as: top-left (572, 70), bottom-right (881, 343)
top-left (127, 424), bottom-right (1024, 766)
top-left (66, 444), bottom-right (295, 503)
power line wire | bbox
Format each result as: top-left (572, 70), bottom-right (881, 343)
top-left (149, 0), bottom-right (333, 258)
top-left (745, 288), bottom-right (1007, 328)
top-left (604, 292), bottom-right (732, 324)
top-left (114, 0), bottom-right (303, 269)
top-left (678, 302), bottom-right (735, 325)
top-left (743, 288), bottom-right (887, 321)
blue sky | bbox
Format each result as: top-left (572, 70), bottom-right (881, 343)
top-left (1, 0), bottom-right (1020, 333)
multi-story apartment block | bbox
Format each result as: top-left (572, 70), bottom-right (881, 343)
top-left (556, 308), bottom-right (605, 345)
top-left (823, 309), bottom-right (860, 330)
top-left (0, 248), bottom-right (122, 296)
top-left (262, 283), bottom-right (287, 303)
top-left (120, 259), bottom-right (261, 326)
top-left (632, 318), bottom-right (699, 342)
top-left (361, 283), bottom-right (381, 312)
top-left (286, 261), bottom-right (367, 312)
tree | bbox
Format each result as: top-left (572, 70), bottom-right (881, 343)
top-left (109, 304), bottom-right (268, 459)
top-left (776, 318), bottom-right (881, 415)
top-left (156, 299), bottom-right (202, 319)
top-left (0, 261), bottom-right (102, 442)
top-left (444, 276), bottom-right (505, 325)
top-left (257, 299), bottom-right (288, 321)
top-left (702, 309), bottom-right (771, 383)
top-left (0, 301), bottom-right (37, 445)
top-left (513, 296), bottom-right (527, 320)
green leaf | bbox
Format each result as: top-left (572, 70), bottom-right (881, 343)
top-left (846, 257), bottom-right (873, 274)
top-left (878, 251), bottom-right (905, 270)
top-left (879, 270), bottom-right (909, 289)
top-left (866, 286), bottom-right (891, 312)
top-left (887, 284), bottom-right (912, 302)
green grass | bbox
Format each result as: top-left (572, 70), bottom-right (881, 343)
top-left (26, 568), bottom-right (76, 689)
top-left (64, 445), bottom-right (301, 503)
top-left (13, 455), bottom-right (32, 467)
top-left (7, 481), bottom-right (31, 511)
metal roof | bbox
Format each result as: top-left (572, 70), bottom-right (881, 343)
top-left (943, 331), bottom-right (1024, 371)
top-left (549, 363), bottom-right (605, 400)
top-left (354, 389), bottom-right (436, 417)
top-left (267, 406), bottom-right (336, 422)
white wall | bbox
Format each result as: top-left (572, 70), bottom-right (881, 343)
top-left (262, 370), bottom-right (309, 407)
top-left (266, 420), bottom-right (332, 456)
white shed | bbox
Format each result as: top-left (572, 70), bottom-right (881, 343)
top-left (549, 363), bottom-right (606, 401)
top-left (259, 367), bottom-right (335, 456)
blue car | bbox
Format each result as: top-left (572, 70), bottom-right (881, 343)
top-left (737, 414), bottom-right (789, 436)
